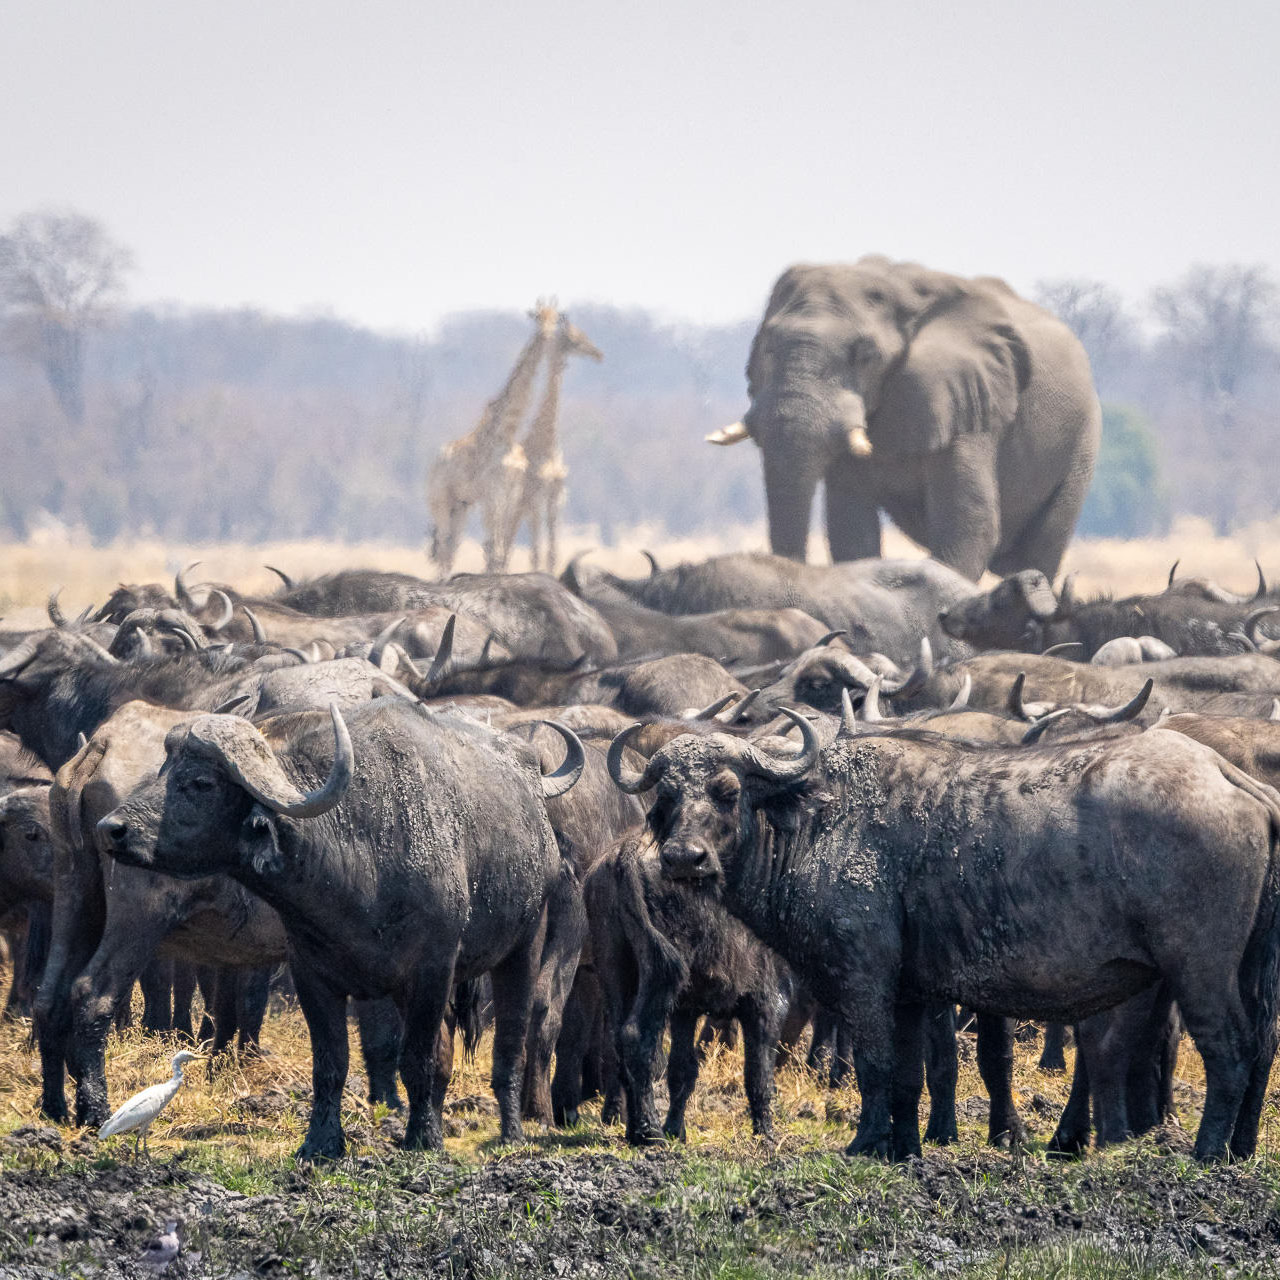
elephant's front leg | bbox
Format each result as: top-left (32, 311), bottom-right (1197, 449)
top-left (922, 435), bottom-right (1000, 581)
top-left (823, 461), bottom-right (882, 563)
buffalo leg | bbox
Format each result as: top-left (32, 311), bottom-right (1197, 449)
top-left (208, 968), bottom-right (240, 1058)
top-left (1049, 1033), bottom-right (1093, 1156)
top-left (1039, 1022), bottom-right (1068, 1073)
top-left (292, 963), bottom-right (350, 1161)
top-left (739, 994), bottom-right (779, 1140)
top-left (663, 1008), bottom-right (701, 1141)
top-left (617, 962), bottom-right (675, 1146)
top-left (489, 925), bottom-right (543, 1146)
top-left (976, 1014), bottom-right (1025, 1146)
top-left (1081, 1011), bottom-right (1131, 1148)
top-left (844, 994), bottom-right (896, 1159)
top-left (922, 1003), bottom-right (959, 1145)
top-left (399, 962), bottom-right (456, 1151)
top-left (354, 997), bottom-right (403, 1109)
top-left (890, 1001), bottom-right (925, 1161)
top-left (236, 966), bottom-right (272, 1055)
top-left (1173, 971), bottom-right (1252, 1161)
top-left (68, 925), bottom-right (174, 1127)
top-left (807, 1007), bottom-right (837, 1078)
top-left (552, 966), bottom-right (600, 1127)
top-left (522, 866), bottom-right (586, 1125)
top-left (139, 956), bottom-right (174, 1032)
top-left (171, 962), bottom-right (198, 1041)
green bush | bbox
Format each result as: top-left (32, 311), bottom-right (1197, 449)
top-left (1077, 405), bottom-right (1170, 538)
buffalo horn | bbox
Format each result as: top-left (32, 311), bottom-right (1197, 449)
top-left (950, 673), bottom-right (972, 710)
top-left (1041, 642), bottom-right (1084, 658)
top-left (206, 591), bottom-right (235, 634)
top-left (606, 723), bottom-right (666, 794)
top-left (838, 687), bottom-right (858, 738)
top-left (816, 630), bottom-right (848, 648)
top-left (1167, 560), bottom-right (1180, 589)
top-left (1021, 574), bottom-right (1060, 622)
top-left (241, 606), bottom-right (267, 644)
top-left (212, 694), bottom-right (255, 716)
top-left (175, 561), bottom-right (202, 611)
top-left (861, 675), bottom-right (885, 722)
top-left (684, 692), bottom-right (739, 721)
top-left (47, 589), bottom-right (68, 629)
top-left (725, 688), bottom-right (761, 724)
top-left (426, 614), bottom-right (457, 682)
top-left (741, 707), bottom-right (820, 783)
top-left (1256, 560), bottom-right (1269, 599)
top-left (1272, 699), bottom-right (1280, 723)
top-left (882, 638), bottom-right (933, 698)
top-left (1245, 606), bottom-right (1280, 655)
top-left (641, 550), bottom-right (660, 578)
top-left (367, 616), bottom-right (407, 669)
top-left (265, 565), bottom-right (293, 590)
top-left (535, 720), bottom-right (586, 799)
top-left (1008, 672), bottom-right (1029, 720)
top-left (1089, 678), bottom-right (1154, 723)
top-left (190, 701), bottom-right (353, 819)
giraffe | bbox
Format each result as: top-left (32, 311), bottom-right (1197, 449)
top-left (492, 313), bottom-right (602, 573)
top-left (426, 301), bottom-right (560, 574)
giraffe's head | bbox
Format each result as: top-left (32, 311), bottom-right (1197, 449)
top-left (560, 315), bottom-right (603, 362)
top-left (530, 299), bottom-right (560, 338)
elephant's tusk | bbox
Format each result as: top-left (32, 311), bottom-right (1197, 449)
top-left (706, 421), bottom-right (750, 446)
top-left (847, 426), bottom-right (873, 457)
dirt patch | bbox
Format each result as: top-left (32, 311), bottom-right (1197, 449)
top-left (4, 1143), bottom-right (1280, 1277)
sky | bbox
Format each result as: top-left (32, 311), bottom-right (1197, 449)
top-left (3, 0), bottom-right (1277, 334)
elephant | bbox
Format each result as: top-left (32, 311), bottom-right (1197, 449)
top-left (708, 257), bottom-right (1101, 581)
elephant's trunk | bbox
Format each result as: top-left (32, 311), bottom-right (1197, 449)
top-left (750, 348), bottom-right (846, 561)
top-left (762, 448), bottom-right (822, 561)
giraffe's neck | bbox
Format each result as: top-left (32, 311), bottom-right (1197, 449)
top-left (522, 346), bottom-right (568, 465)
top-left (469, 325), bottom-right (553, 454)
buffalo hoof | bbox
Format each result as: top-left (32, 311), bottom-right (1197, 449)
top-left (1046, 1132), bottom-right (1087, 1159)
top-left (1038, 1054), bottom-right (1066, 1074)
top-left (295, 1136), bottom-right (345, 1163)
top-left (890, 1136), bottom-right (922, 1162)
top-left (401, 1131), bottom-right (443, 1152)
top-left (41, 1102), bottom-right (70, 1127)
top-left (662, 1121), bottom-right (687, 1142)
top-left (498, 1122), bottom-right (525, 1146)
top-left (923, 1118), bottom-right (959, 1146)
top-left (626, 1125), bottom-right (664, 1148)
top-left (845, 1133), bottom-right (891, 1160)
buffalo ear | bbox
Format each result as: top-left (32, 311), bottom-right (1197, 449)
top-left (238, 803), bottom-right (283, 876)
top-left (874, 282), bottom-right (1031, 455)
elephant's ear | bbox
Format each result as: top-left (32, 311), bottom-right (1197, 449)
top-left (872, 284), bottom-right (1031, 456)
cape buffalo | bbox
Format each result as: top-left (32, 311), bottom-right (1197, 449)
top-left (98, 699), bottom-right (585, 1159)
top-left (607, 712), bottom-right (1280, 1161)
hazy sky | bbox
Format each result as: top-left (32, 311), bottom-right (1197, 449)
top-left (4, 0), bottom-right (1276, 332)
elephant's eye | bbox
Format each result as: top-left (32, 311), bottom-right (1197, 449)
top-left (864, 289), bottom-right (887, 307)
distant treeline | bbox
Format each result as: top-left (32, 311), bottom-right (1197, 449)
top-left (1, 226), bottom-right (1276, 549)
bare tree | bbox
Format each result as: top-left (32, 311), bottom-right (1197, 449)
top-left (0, 208), bottom-right (134, 424)
top-left (1151, 264), bottom-right (1279, 530)
top-left (1151, 264), bottom-right (1277, 407)
top-left (1034, 277), bottom-right (1138, 389)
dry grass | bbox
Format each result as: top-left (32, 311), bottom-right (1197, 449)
top-left (0, 975), bottom-right (1257, 1170)
top-left (6, 515), bottom-right (1280, 621)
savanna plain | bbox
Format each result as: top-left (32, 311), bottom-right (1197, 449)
top-left (5, 522), bottom-right (1280, 1279)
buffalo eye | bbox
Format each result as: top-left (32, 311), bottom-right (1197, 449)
top-left (178, 772), bottom-right (216, 795)
top-left (24, 826), bottom-right (42, 843)
top-left (708, 771), bottom-right (741, 806)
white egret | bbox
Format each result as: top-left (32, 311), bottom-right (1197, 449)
top-left (98, 1051), bottom-right (201, 1154)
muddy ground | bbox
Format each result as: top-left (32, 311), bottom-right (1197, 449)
top-left (5, 1117), bottom-right (1280, 1278)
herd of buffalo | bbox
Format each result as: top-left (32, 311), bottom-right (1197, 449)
top-left (5, 549), bottom-right (1280, 1164)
